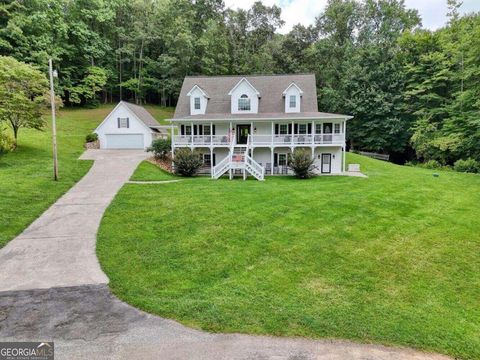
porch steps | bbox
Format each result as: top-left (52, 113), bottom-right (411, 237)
top-left (212, 147), bottom-right (265, 181)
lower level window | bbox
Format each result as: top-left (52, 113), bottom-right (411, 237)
top-left (278, 153), bottom-right (287, 166)
top-left (203, 153), bottom-right (211, 166)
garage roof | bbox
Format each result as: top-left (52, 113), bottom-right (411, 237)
top-left (121, 101), bottom-right (161, 128)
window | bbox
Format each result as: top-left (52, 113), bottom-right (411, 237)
top-left (278, 153), bottom-right (287, 166)
top-left (238, 94), bottom-right (251, 111)
top-left (334, 123), bottom-right (341, 134)
top-left (203, 125), bottom-right (211, 135)
top-left (289, 95), bottom-right (296, 108)
top-left (185, 125), bottom-right (192, 136)
top-left (315, 124), bottom-right (322, 134)
top-left (203, 153), bottom-right (211, 166)
top-left (194, 97), bottom-right (201, 110)
top-left (118, 117), bottom-right (129, 128)
top-left (279, 124), bottom-right (288, 135)
top-left (298, 124), bottom-right (307, 134)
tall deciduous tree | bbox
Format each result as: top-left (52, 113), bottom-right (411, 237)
top-left (0, 56), bottom-right (48, 146)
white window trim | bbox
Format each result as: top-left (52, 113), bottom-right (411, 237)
top-left (194, 97), bottom-right (201, 110)
top-left (118, 117), bottom-right (129, 128)
top-left (289, 95), bottom-right (296, 108)
top-left (298, 123), bottom-right (307, 135)
top-left (238, 94), bottom-right (251, 111)
top-left (203, 153), bottom-right (211, 166)
top-left (279, 124), bottom-right (288, 135)
top-left (276, 152), bottom-right (288, 166)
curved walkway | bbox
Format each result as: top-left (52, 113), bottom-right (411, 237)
top-left (0, 150), bottom-right (451, 360)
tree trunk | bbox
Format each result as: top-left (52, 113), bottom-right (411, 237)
top-left (138, 38), bottom-right (144, 105)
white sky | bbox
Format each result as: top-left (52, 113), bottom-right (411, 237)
top-left (223, 0), bottom-right (480, 34)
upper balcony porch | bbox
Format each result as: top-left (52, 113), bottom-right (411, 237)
top-left (172, 120), bottom-right (346, 148)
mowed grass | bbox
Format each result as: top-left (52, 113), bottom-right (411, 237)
top-left (130, 161), bottom-right (181, 181)
top-left (97, 153), bottom-right (480, 359)
top-left (0, 104), bottom-right (174, 248)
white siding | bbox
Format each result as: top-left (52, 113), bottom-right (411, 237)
top-left (96, 104), bottom-right (152, 149)
top-left (230, 80), bottom-right (259, 114)
top-left (284, 85), bottom-right (301, 113)
top-left (188, 87), bottom-right (208, 115)
top-left (313, 147), bottom-right (342, 174)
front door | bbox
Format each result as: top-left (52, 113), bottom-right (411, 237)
top-left (321, 153), bottom-right (332, 173)
top-left (236, 125), bottom-right (250, 144)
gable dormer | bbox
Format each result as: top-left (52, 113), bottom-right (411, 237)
top-left (187, 85), bottom-right (209, 115)
top-left (283, 82), bottom-right (303, 113)
top-left (228, 78), bottom-right (260, 114)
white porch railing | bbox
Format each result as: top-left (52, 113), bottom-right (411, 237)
top-left (174, 133), bottom-right (345, 147)
top-left (245, 154), bottom-right (265, 180)
top-left (212, 154), bottom-right (231, 179)
top-left (173, 135), bottom-right (232, 146)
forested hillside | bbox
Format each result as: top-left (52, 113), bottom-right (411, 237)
top-left (0, 0), bottom-right (479, 164)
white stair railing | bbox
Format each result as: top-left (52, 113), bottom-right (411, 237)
top-left (212, 154), bottom-right (231, 179)
top-left (245, 154), bottom-right (265, 181)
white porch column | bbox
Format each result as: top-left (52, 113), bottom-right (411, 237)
top-left (229, 121), bottom-right (233, 146)
top-left (271, 147), bottom-right (274, 175)
top-left (210, 147), bottom-right (213, 176)
top-left (311, 147), bottom-right (314, 159)
top-left (190, 121), bottom-right (194, 147)
top-left (343, 146), bottom-right (346, 173)
top-left (271, 122), bottom-right (274, 146)
top-left (291, 120), bottom-right (294, 146)
top-left (210, 121), bottom-right (213, 144)
top-left (311, 120), bottom-right (315, 145)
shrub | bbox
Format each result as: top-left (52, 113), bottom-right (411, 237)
top-left (422, 159), bottom-right (442, 170)
top-left (288, 148), bottom-right (316, 179)
top-left (85, 133), bottom-right (98, 143)
top-left (173, 148), bottom-right (203, 177)
top-left (454, 158), bottom-right (479, 173)
top-left (0, 130), bottom-right (15, 154)
top-left (147, 138), bottom-right (171, 159)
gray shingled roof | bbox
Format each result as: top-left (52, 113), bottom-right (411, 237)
top-left (173, 74), bottom-right (352, 120)
top-left (122, 101), bottom-right (161, 128)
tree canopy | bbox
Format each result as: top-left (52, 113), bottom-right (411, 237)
top-left (0, 0), bottom-right (479, 164)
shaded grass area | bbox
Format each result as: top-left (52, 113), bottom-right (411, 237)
top-left (98, 154), bottom-right (480, 359)
top-left (130, 161), bottom-right (180, 181)
top-left (0, 104), bottom-right (174, 247)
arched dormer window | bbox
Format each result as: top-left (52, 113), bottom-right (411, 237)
top-left (238, 94), bottom-right (251, 111)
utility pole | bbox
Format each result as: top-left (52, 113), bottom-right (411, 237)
top-left (48, 59), bottom-right (59, 181)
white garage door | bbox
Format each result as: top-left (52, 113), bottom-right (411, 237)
top-left (105, 134), bottom-right (144, 149)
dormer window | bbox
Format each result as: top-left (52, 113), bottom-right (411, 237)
top-left (283, 82), bottom-right (303, 113)
top-left (187, 85), bottom-right (209, 115)
top-left (238, 94), bottom-right (251, 111)
top-left (289, 95), bottom-right (296, 108)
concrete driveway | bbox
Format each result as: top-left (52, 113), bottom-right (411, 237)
top-left (0, 150), bottom-right (452, 360)
top-left (0, 150), bottom-right (148, 291)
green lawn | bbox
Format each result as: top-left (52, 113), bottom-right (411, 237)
top-left (98, 154), bottom-right (480, 360)
top-left (130, 161), bottom-right (181, 181)
top-left (0, 104), bottom-right (174, 248)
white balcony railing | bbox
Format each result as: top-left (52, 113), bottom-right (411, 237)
top-left (173, 135), bottom-right (232, 146)
top-left (174, 133), bottom-right (345, 147)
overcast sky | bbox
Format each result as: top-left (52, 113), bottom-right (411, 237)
top-left (223, 0), bottom-right (480, 34)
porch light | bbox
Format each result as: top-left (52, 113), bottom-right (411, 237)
top-left (254, 127), bottom-right (257, 133)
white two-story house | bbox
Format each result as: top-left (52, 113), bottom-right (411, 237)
top-left (170, 74), bottom-right (353, 180)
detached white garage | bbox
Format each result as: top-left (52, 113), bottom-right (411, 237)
top-left (95, 101), bottom-right (163, 149)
